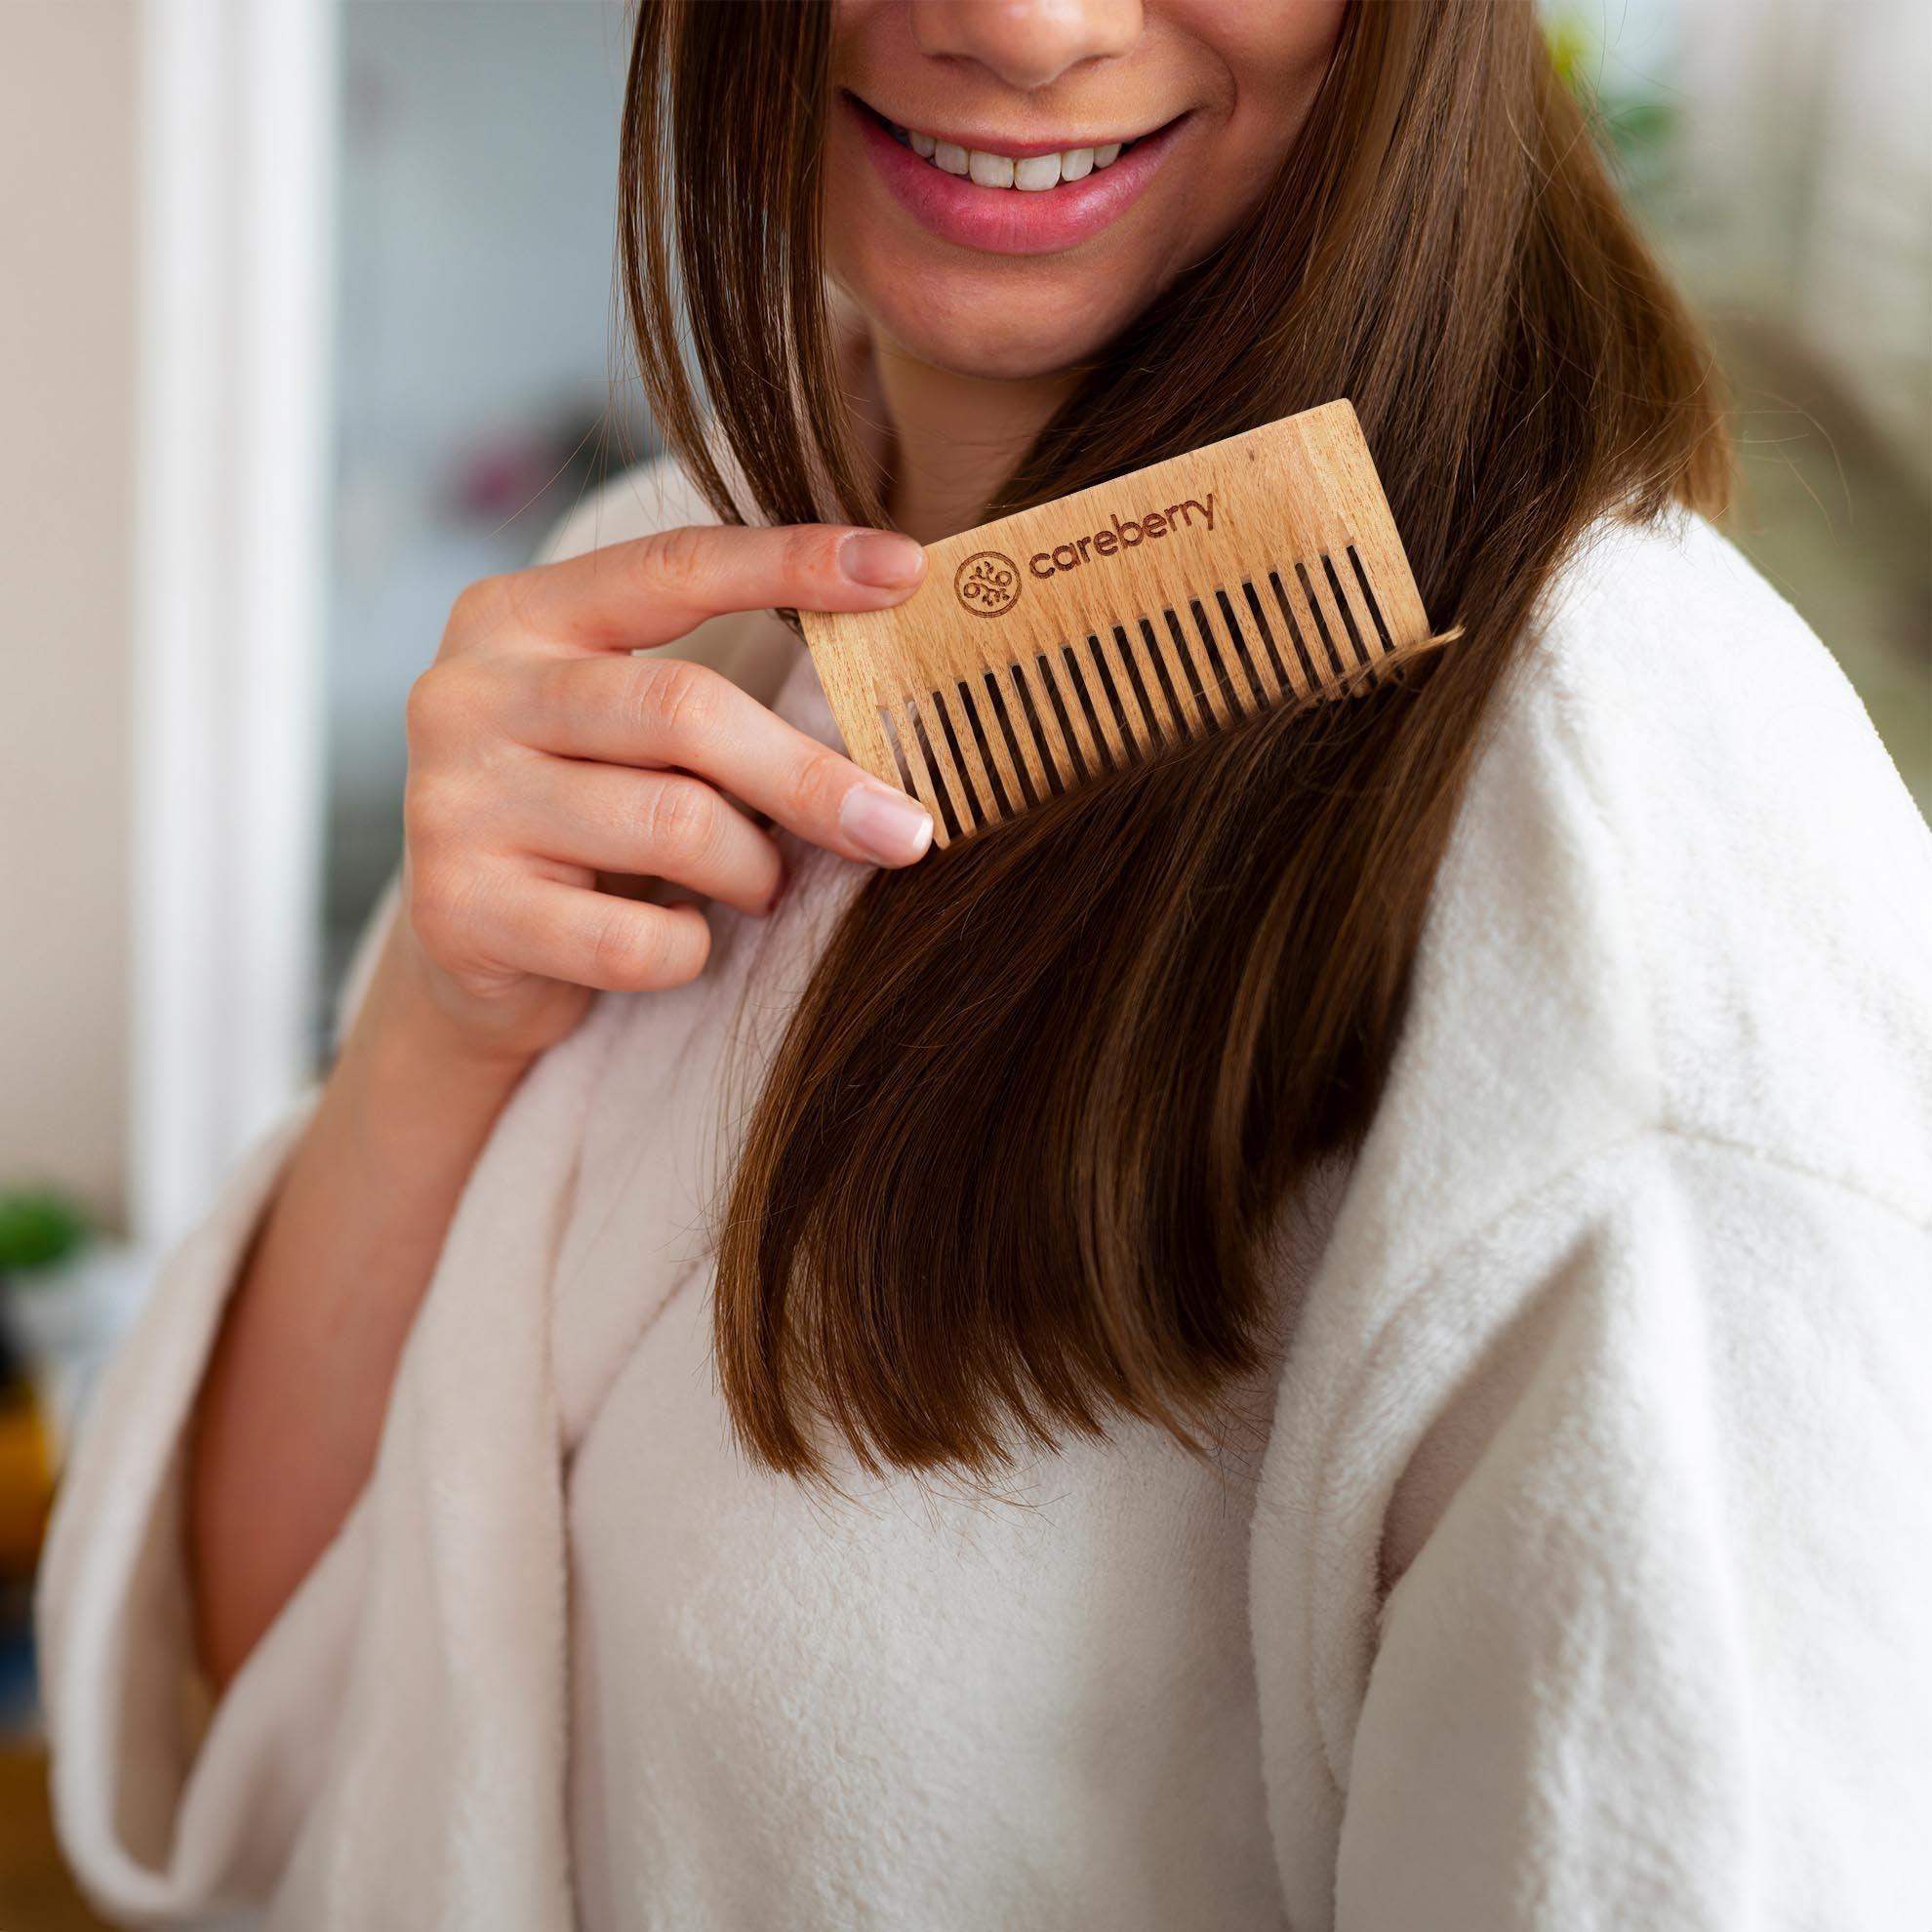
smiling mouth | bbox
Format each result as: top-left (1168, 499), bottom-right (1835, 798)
top-left (849, 95), bottom-right (1175, 194)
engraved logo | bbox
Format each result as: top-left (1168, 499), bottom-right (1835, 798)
top-left (953, 549), bottom-right (1023, 618)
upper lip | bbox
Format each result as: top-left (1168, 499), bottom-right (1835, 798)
top-left (846, 91), bottom-right (1174, 160)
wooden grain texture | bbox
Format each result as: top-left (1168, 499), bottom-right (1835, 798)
top-left (802, 399), bottom-right (1435, 847)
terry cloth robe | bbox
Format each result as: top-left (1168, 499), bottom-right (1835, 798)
top-left (36, 461), bottom-right (1932, 1931)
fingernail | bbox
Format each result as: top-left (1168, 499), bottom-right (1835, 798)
top-left (839, 531), bottom-right (926, 589)
top-left (838, 782), bottom-right (934, 865)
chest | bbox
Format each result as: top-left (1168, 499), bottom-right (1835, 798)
top-left (559, 1267), bottom-right (1287, 1928)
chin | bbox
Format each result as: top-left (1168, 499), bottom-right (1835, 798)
top-left (839, 261), bottom-right (1156, 383)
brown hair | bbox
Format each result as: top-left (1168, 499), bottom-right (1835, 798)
top-left (621, 1), bottom-right (1731, 1479)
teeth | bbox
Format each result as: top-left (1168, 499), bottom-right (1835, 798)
top-left (884, 115), bottom-right (1137, 190)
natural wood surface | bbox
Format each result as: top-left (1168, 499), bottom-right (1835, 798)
top-left (803, 399), bottom-right (1436, 846)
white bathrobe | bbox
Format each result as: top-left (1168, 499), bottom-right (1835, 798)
top-left (36, 462), bottom-right (1932, 1932)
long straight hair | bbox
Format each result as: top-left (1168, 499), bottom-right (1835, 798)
top-left (621, 1), bottom-right (1731, 1480)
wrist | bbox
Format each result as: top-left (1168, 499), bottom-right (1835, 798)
top-left (345, 927), bottom-right (539, 1095)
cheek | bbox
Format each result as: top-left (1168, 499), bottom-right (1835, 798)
top-left (1173, 0), bottom-right (1348, 79)
top-left (1154, 0), bottom-right (1346, 256)
top-left (1185, 0), bottom-right (1348, 179)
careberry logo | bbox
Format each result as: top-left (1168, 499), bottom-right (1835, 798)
top-left (953, 549), bottom-right (1023, 618)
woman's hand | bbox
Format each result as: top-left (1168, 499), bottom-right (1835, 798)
top-left (187, 521), bottom-right (930, 1689)
top-left (393, 521), bottom-right (933, 1067)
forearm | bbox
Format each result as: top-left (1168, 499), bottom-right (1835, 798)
top-left (185, 931), bottom-right (532, 1692)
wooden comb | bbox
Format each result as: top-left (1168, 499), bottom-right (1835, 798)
top-left (801, 399), bottom-right (1441, 848)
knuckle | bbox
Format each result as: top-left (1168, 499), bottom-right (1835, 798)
top-left (587, 905), bottom-right (673, 989)
top-left (642, 523), bottom-right (713, 601)
top-left (447, 572), bottom-right (511, 638)
top-left (406, 858), bottom-right (473, 956)
top-left (638, 775), bottom-right (718, 863)
top-left (632, 656), bottom-right (717, 745)
top-left (404, 770), bottom-right (502, 887)
top-left (403, 666), bottom-right (445, 747)
top-left (781, 746), bottom-right (849, 831)
top-left (405, 661), bottom-right (490, 753)
top-left (402, 769), bottom-right (457, 852)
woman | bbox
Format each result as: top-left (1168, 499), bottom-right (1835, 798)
top-left (38, 2), bottom-right (1932, 1927)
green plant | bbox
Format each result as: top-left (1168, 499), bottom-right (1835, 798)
top-left (0, 1189), bottom-right (90, 1279)
top-left (1544, 2), bottom-right (1678, 192)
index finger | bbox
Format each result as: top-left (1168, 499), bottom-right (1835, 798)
top-left (510, 522), bottom-right (927, 652)
top-left (524, 652), bottom-right (937, 869)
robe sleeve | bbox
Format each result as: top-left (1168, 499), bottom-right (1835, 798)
top-left (32, 452), bottom-right (742, 1925)
top-left (34, 874), bottom-right (401, 1924)
top-left (1256, 1128), bottom-right (1932, 1931)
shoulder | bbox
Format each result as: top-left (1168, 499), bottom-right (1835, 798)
top-left (1505, 508), bottom-right (1928, 1167)
top-left (1500, 504), bottom-right (1915, 859)
top-left (534, 452), bottom-right (798, 709)
top-left (1346, 506), bottom-right (1932, 1288)
top-left (1248, 514), bottom-right (1932, 1681)
top-left (1488, 504), bottom-right (1918, 879)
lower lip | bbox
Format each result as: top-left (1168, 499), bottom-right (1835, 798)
top-left (848, 98), bottom-right (1186, 258)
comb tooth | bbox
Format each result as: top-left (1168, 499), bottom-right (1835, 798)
top-left (1165, 604), bottom-right (1231, 730)
top-left (982, 666), bottom-right (1045, 808)
top-left (1009, 658), bottom-right (1074, 793)
top-left (1347, 544), bottom-right (1396, 653)
top-left (1188, 596), bottom-right (1252, 722)
top-left (1293, 559), bottom-right (1351, 693)
top-left (1111, 622), bottom-right (1177, 749)
top-left (1278, 562), bottom-right (1343, 691)
top-left (876, 703), bottom-right (919, 796)
top-left (1213, 586), bottom-right (1277, 708)
top-left (876, 699), bottom-right (943, 842)
top-left (1321, 551), bottom-right (1380, 694)
top-left (886, 696), bottom-right (956, 836)
top-left (1061, 643), bottom-right (1120, 773)
top-left (1239, 580), bottom-right (1299, 703)
top-left (1266, 569), bottom-right (1324, 695)
top-left (957, 676), bottom-right (1021, 820)
top-left (933, 684), bottom-right (996, 829)
top-left (1306, 555), bottom-right (1371, 700)
top-left (1032, 651), bottom-right (1093, 785)
top-left (1081, 632), bottom-right (1142, 762)
top-left (905, 693), bottom-right (969, 844)
top-left (1138, 615), bottom-right (1204, 740)
top-left (1096, 626), bottom-right (1159, 753)
top-left (1345, 543), bottom-right (1404, 685)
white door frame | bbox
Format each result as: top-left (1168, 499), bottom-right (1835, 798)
top-left (130, 0), bottom-right (338, 1250)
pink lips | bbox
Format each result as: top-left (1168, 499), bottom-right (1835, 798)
top-left (847, 96), bottom-right (1187, 258)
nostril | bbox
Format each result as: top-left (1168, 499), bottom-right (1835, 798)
top-left (909, 0), bottom-right (1144, 93)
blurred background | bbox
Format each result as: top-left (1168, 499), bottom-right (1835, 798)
top-left (0, 1), bottom-right (1926, 1921)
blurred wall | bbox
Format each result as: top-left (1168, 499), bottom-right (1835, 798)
top-left (0, 2), bottom-right (136, 1231)
top-left (1671, 0), bottom-right (1932, 488)
top-left (324, 0), bottom-right (641, 1009)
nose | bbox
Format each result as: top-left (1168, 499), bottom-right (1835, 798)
top-left (908, 0), bottom-right (1144, 92)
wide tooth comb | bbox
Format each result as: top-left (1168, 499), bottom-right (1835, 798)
top-left (802, 399), bottom-right (1445, 848)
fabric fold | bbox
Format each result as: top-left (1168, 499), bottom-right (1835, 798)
top-left (36, 1093), bottom-right (364, 1923)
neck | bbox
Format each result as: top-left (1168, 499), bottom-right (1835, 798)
top-left (869, 336), bottom-right (1079, 545)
